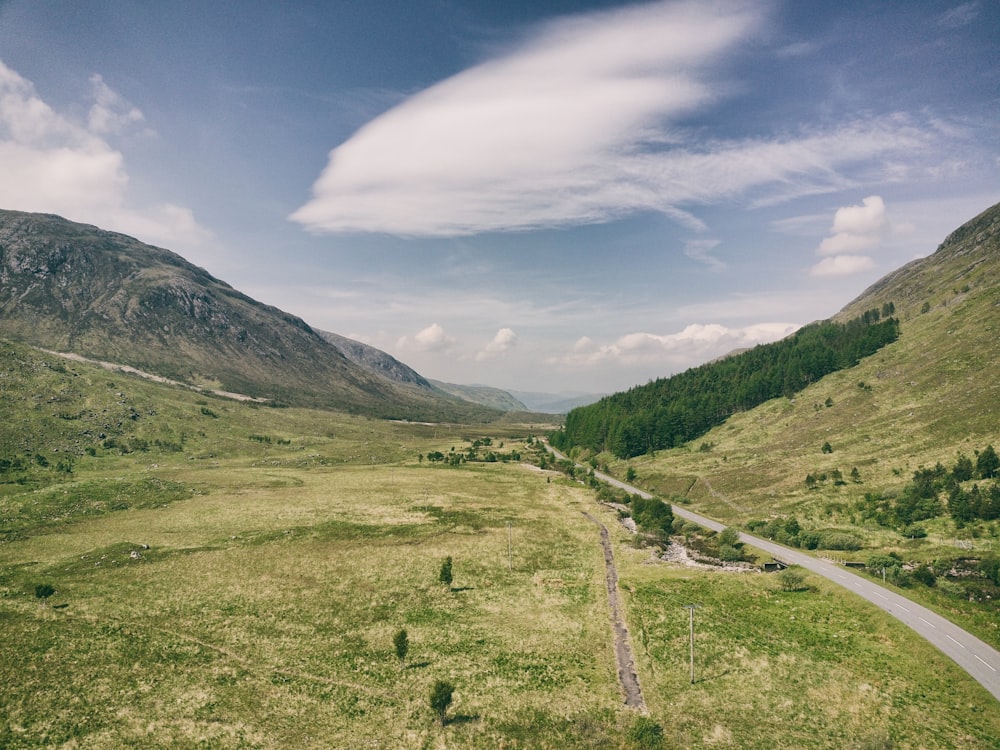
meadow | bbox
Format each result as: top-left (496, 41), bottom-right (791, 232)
top-left (1, 349), bottom-right (998, 747)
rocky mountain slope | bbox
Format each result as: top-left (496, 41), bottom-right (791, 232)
top-left (0, 209), bottom-right (495, 421)
top-left (428, 380), bottom-right (529, 412)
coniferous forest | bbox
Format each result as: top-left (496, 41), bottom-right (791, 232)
top-left (551, 305), bottom-right (899, 459)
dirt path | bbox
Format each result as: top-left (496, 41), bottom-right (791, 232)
top-left (583, 511), bottom-right (646, 711)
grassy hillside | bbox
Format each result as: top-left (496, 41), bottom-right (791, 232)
top-left (1, 340), bottom-right (998, 748)
top-left (586, 203), bottom-right (1000, 644)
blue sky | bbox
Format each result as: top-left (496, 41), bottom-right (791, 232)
top-left (1, 1), bottom-right (997, 394)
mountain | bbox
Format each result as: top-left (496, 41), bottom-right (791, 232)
top-left (0, 209), bottom-right (496, 421)
top-left (428, 380), bottom-right (529, 412)
top-left (318, 330), bottom-right (433, 389)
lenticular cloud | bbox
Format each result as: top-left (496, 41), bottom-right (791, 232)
top-left (291, 0), bottom-right (761, 236)
top-left (290, 0), bottom-right (925, 238)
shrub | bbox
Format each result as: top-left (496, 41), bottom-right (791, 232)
top-left (718, 526), bottom-right (741, 547)
top-left (627, 716), bottom-right (665, 748)
top-left (439, 556), bottom-right (453, 586)
top-left (867, 553), bottom-right (901, 571)
top-left (797, 531), bottom-right (821, 550)
top-left (777, 568), bottom-right (807, 591)
top-left (34, 583), bottom-right (55, 604)
top-left (818, 531), bottom-right (861, 551)
top-left (718, 544), bottom-right (742, 562)
top-left (912, 565), bottom-right (936, 586)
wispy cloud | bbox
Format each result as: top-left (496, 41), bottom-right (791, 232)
top-left (684, 238), bottom-right (725, 271)
top-left (550, 321), bottom-right (798, 371)
top-left (937, 2), bottom-right (980, 29)
top-left (87, 74), bottom-right (145, 135)
top-left (292, 0), bottom-right (758, 236)
top-left (0, 59), bottom-right (209, 249)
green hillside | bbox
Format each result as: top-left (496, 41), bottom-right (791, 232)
top-left (583, 202), bottom-right (1000, 638)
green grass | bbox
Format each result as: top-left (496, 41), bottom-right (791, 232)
top-left (2, 340), bottom-right (998, 747)
top-left (617, 551), bottom-right (1000, 749)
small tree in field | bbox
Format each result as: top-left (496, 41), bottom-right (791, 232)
top-left (777, 567), bottom-right (807, 592)
top-left (430, 680), bottom-right (454, 726)
top-left (34, 583), bottom-right (55, 606)
top-left (393, 628), bottom-right (409, 670)
top-left (439, 556), bottom-right (453, 587)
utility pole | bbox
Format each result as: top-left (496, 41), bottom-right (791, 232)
top-left (683, 604), bottom-right (699, 684)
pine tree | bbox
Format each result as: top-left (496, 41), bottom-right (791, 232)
top-left (430, 680), bottom-right (454, 725)
top-left (976, 445), bottom-right (999, 479)
top-left (439, 556), bottom-right (453, 587)
top-left (393, 628), bottom-right (409, 670)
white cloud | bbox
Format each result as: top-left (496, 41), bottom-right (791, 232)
top-left (818, 231), bottom-right (878, 256)
top-left (551, 321), bottom-right (798, 370)
top-left (476, 327), bottom-right (517, 361)
top-left (809, 255), bottom-right (876, 277)
top-left (811, 195), bottom-right (887, 277)
top-left (397, 323), bottom-right (456, 353)
top-left (0, 59), bottom-right (209, 249)
top-left (291, 0), bottom-right (940, 238)
top-left (830, 194), bottom-right (887, 236)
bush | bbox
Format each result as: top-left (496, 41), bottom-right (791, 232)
top-left (718, 526), bottom-right (740, 547)
top-left (627, 716), bottom-right (665, 749)
top-left (912, 565), bottom-right (936, 586)
top-left (439, 556), bottom-right (453, 586)
top-left (817, 531), bottom-right (861, 551)
top-left (797, 531), bottom-right (821, 550)
top-left (34, 583), bottom-right (56, 605)
top-left (718, 544), bottom-right (742, 562)
top-left (777, 568), bottom-right (807, 591)
top-left (867, 553), bottom-right (901, 571)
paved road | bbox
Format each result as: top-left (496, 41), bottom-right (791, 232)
top-left (544, 443), bottom-right (1000, 701)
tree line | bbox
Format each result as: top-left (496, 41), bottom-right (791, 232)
top-left (551, 305), bottom-right (899, 459)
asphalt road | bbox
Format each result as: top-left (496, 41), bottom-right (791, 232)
top-left (544, 443), bottom-right (1000, 701)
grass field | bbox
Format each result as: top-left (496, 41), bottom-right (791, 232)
top-left (617, 549), bottom-right (1000, 749)
top-left (1, 430), bottom-right (630, 748)
top-left (2, 346), bottom-right (998, 748)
